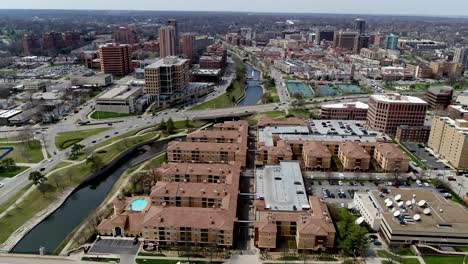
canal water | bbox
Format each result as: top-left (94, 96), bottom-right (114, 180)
top-left (11, 138), bottom-right (173, 254)
top-left (236, 64), bottom-right (263, 106)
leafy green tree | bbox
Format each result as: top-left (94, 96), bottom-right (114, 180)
top-left (166, 118), bottom-right (176, 134)
top-left (29, 171), bottom-right (47, 186)
top-left (86, 154), bottom-right (104, 172)
top-left (70, 143), bottom-right (84, 159)
top-left (184, 118), bottom-right (192, 128)
top-left (158, 119), bottom-right (167, 131)
top-left (0, 158), bottom-right (17, 171)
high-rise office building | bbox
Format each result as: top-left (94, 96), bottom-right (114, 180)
top-left (144, 56), bottom-right (191, 106)
top-left (167, 19), bottom-right (179, 53)
top-left (43, 32), bottom-right (65, 51)
top-left (333, 31), bottom-right (359, 51)
top-left (428, 117), bottom-right (468, 169)
top-left (159, 26), bottom-right (177, 58)
top-left (354, 18), bottom-right (367, 35)
top-left (64, 31), bottom-right (81, 47)
top-left (358, 35), bottom-right (370, 51)
top-left (366, 93), bottom-right (428, 135)
top-left (373, 33), bottom-right (384, 48)
top-left (99, 43), bottom-right (132, 76)
top-left (181, 33), bottom-right (196, 61)
top-left (315, 29), bottom-right (335, 45)
top-left (384, 34), bottom-right (399, 50)
top-left (240, 27), bottom-right (253, 40)
top-left (453, 47), bottom-right (468, 70)
top-left (22, 34), bottom-right (41, 55)
top-left (114, 27), bottom-right (138, 45)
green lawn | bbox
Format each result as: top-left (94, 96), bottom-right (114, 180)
top-left (0, 140), bottom-right (43, 163)
top-left (51, 161), bottom-right (74, 171)
top-left (0, 183), bottom-right (32, 213)
top-left (423, 256), bottom-right (466, 264)
top-left (143, 154), bottom-right (167, 170)
top-left (288, 108), bottom-right (311, 119)
top-left (189, 80), bottom-right (244, 110)
top-left (400, 248), bottom-right (415, 256)
top-left (90, 111), bottom-right (139, 119)
top-left (55, 128), bottom-right (111, 150)
top-left (245, 111), bottom-right (285, 125)
top-left (0, 166), bottom-right (29, 178)
top-left (377, 250), bottom-right (420, 264)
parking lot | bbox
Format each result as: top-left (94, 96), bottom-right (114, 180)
top-left (305, 179), bottom-right (436, 207)
top-left (89, 238), bottom-right (141, 255)
top-left (403, 143), bottom-right (450, 170)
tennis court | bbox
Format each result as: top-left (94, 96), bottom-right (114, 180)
top-left (286, 81), bottom-right (315, 98)
top-left (336, 84), bottom-right (364, 94)
top-left (314, 84), bottom-right (340, 97)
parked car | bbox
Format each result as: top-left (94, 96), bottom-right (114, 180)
top-left (447, 176), bottom-right (457, 182)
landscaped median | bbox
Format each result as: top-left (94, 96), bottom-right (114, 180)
top-left (0, 140), bottom-right (43, 163)
top-left (55, 127), bottom-right (111, 150)
top-left (90, 111), bottom-right (139, 119)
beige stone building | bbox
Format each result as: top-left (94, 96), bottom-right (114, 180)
top-left (302, 141), bottom-right (332, 170)
top-left (255, 197), bottom-right (336, 250)
top-left (254, 161), bottom-right (336, 250)
top-left (428, 117), bottom-right (468, 169)
top-left (338, 142), bottom-right (371, 171)
top-left (373, 143), bottom-right (410, 172)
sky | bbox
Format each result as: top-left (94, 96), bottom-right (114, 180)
top-left (0, 0), bottom-right (467, 17)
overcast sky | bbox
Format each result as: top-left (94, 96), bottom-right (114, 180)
top-left (0, 0), bottom-right (467, 16)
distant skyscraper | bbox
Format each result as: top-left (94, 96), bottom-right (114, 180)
top-left (358, 35), bottom-right (370, 51)
top-left (374, 33), bottom-right (384, 48)
top-left (64, 31), bottom-right (81, 47)
top-left (333, 31), bottom-right (359, 51)
top-left (384, 34), bottom-right (399, 50)
top-left (354, 18), bottom-right (367, 35)
top-left (99, 43), bottom-right (132, 76)
top-left (43, 32), bottom-right (65, 51)
top-left (167, 19), bottom-right (179, 53)
top-left (240, 27), bottom-right (253, 40)
top-left (453, 47), bottom-right (468, 70)
top-left (181, 33), bottom-right (196, 61)
top-left (22, 34), bottom-right (41, 55)
top-left (315, 29), bottom-right (335, 45)
top-left (114, 27), bottom-right (138, 45)
top-left (159, 26), bottom-right (177, 58)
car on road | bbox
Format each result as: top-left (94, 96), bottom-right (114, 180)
top-left (114, 132), bottom-right (119, 135)
top-left (92, 140), bottom-right (96, 143)
top-left (0, 183), bottom-right (4, 188)
top-left (107, 123), bottom-right (113, 126)
top-left (105, 135), bottom-right (110, 138)
top-left (39, 168), bottom-right (46, 172)
top-left (447, 176), bottom-right (456, 181)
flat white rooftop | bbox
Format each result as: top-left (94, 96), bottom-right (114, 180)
top-left (0, 110), bottom-right (22, 119)
top-left (258, 125), bottom-right (310, 146)
top-left (256, 161), bottom-right (309, 212)
top-left (321, 101), bottom-right (368, 109)
top-left (371, 93), bottom-right (427, 104)
top-left (98, 85), bottom-right (141, 100)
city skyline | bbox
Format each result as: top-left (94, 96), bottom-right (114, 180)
top-left (0, 0), bottom-right (468, 17)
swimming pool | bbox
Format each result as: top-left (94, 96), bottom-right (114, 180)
top-left (128, 198), bottom-right (148, 211)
